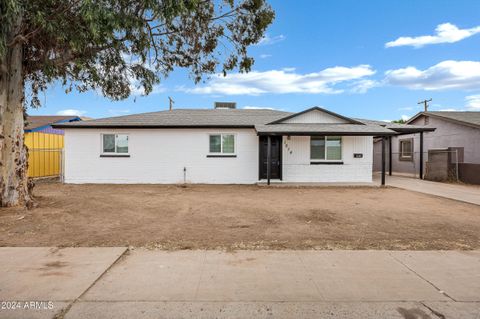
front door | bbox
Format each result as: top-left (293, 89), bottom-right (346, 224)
top-left (259, 136), bottom-right (282, 180)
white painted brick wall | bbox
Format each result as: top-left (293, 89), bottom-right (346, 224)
top-left (282, 136), bottom-right (373, 182)
top-left (64, 128), bottom-right (374, 184)
top-left (64, 128), bottom-right (259, 184)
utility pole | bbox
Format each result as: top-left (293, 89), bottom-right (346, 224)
top-left (168, 96), bottom-right (174, 111)
top-left (418, 98), bottom-right (432, 112)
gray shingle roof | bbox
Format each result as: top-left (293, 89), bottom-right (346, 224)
top-left (255, 123), bottom-right (396, 135)
top-left (408, 111), bottom-right (480, 129)
top-left (54, 108), bottom-right (432, 136)
top-left (54, 109), bottom-right (291, 128)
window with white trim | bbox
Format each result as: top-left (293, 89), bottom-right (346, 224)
top-left (102, 134), bottom-right (129, 154)
top-left (310, 136), bottom-right (342, 161)
top-left (209, 134), bottom-right (235, 154)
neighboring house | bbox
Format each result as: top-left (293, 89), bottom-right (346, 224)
top-left (25, 115), bottom-right (81, 178)
top-left (373, 111), bottom-right (480, 184)
top-left (54, 105), bottom-right (428, 185)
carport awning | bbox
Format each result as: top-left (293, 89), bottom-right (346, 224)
top-left (254, 123), bottom-right (397, 136)
top-left (355, 118), bottom-right (436, 135)
top-left (387, 127), bottom-right (436, 134)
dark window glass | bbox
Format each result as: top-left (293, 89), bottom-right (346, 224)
top-left (311, 137), bottom-right (325, 160)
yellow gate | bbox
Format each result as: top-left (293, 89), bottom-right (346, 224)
top-left (25, 132), bottom-right (64, 178)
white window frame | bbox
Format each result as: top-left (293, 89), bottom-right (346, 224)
top-left (208, 133), bottom-right (236, 155)
top-left (310, 136), bottom-right (343, 162)
top-left (101, 133), bottom-right (130, 155)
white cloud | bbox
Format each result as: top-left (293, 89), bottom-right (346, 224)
top-left (385, 60), bottom-right (480, 91)
top-left (181, 65), bottom-right (376, 96)
top-left (259, 54), bottom-right (272, 59)
top-left (256, 34), bottom-right (286, 46)
top-left (465, 94), bottom-right (480, 109)
top-left (386, 23), bottom-right (480, 48)
top-left (56, 109), bottom-right (86, 116)
top-left (350, 79), bottom-right (379, 93)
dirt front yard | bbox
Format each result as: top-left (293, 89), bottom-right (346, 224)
top-left (1, 183), bottom-right (480, 250)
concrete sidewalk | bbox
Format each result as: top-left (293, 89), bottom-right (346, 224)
top-left (0, 247), bottom-right (127, 319)
top-left (1, 248), bottom-right (479, 318)
top-left (374, 173), bottom-right (480, 206)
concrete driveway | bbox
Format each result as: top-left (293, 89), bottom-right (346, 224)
top-left (1, 248), bottom-right (480, 318)
top-left (375, 173), bottom-right (480, 206)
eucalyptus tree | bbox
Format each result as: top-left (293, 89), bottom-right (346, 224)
top-left (0, 0), bottom-right (274, 206)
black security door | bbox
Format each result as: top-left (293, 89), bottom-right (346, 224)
top-left (259, 136), bottom-right (282, 180)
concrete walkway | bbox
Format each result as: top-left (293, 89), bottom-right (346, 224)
top-left (375, 174), bottom-right (480, 206)
top-left (1, 248), bottom-right (480, 318)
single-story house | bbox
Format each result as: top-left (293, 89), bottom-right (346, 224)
top-left (25, 115), bottom-right (81, 178)
top-left (54, 104), bottom-right (431, 185)
top-left (373, 111), bottom-right (480, 184)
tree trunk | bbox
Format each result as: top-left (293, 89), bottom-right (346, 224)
top-left (0, 39), bottom-right (32, 207)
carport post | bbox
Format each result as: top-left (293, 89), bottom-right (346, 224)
top-left (267, 135), bottom-right (271, 185)
top-left (388, 136), bottom-right (392, 176)
top-left (419, 132), bottom-right (424, 179)
top-left (381, 137), bottom-right (386, 186)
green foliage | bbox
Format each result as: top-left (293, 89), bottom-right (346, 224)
top-left (1, 0), bottom-right (274, 107)
top-left (0, 0), bottom-right (21, 55)
top-left (392, 119), bottom-right (406, 124)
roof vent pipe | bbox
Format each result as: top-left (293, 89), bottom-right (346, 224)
top-left (214, 102), bottom-right (236, 109)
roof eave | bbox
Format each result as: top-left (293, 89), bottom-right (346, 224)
top-left (389, 127), bottom-right (436, 134)
top-left (405, 112), bottom-right (424, 125)
top-left (407, 112), bottom-right (480, 129)
top-left (256, 131), bottom-right (397, 136)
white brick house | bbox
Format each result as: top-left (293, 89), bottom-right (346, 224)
top-left (55, 106), bottom-right (423, 185)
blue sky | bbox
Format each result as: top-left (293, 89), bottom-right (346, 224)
top-left (29, 0), bottom-right (480, 121)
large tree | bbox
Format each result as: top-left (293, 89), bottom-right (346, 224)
top-left (0, 0), bottom-right (274, 207)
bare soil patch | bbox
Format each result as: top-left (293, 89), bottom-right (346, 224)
top-left (1, 183), bottom-right (480, 250)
